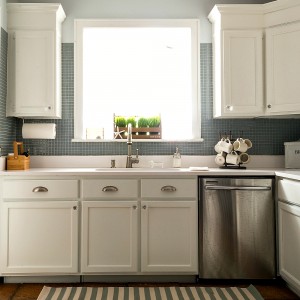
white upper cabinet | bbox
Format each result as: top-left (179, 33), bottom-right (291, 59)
top-left (6, 4), bottom-right (66, 119)
top-left (209, 0), bottom-right (300, 118)
top-left (266, 22), bottom-right (300, 116)
top-left (208, 5), bottom-right (264, 118)
top-left (219, 30), bottom-right (264, 117)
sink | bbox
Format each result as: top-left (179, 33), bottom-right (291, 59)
top-left (94, 168), bottom-right (137, 171)
top-left (94, 168), bottom-right (187, 172)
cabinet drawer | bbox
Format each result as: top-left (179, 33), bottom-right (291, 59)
top-left (278, 179), bottom-right (300, 206)
top-left (82, 179), bottom-right (138, 199)
top-left (2, 180), bottom-right (79, 199)
top-left (141, 179), bottom-right (196, 199)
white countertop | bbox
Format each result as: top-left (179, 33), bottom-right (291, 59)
top-left (0, 155), bottom-right (299, 180)
top-left (275, 170), bottom-right (300, 181)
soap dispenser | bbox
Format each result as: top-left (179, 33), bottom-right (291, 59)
top-left (173, 147), bottom-right (181, 168)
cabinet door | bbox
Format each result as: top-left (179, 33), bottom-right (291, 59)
top-left (0, 201), bottom-right (79, 274)
top-left (214, 30), bottom-right (264, 118)
top-left (81, 201), bottom-right (138, 273)
top-left (266, 22), bottom-right (300, 115)
top-left (141, 201), bottom-right (197, 273)
top-left (7, 30), bottom-right (58, 118)
top-left (278, 201), bottom-right (300, 291)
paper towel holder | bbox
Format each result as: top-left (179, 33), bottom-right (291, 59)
top-left (22, 122), bottom-right (57, 139)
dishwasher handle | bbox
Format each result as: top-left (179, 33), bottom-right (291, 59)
top-left (205, 185), bottom-right (271, 191)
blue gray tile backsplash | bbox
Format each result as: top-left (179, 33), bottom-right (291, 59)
top-left (1, 30), bottom-right (299, 156)
top-left (0, 29), bottom-right (16, 155)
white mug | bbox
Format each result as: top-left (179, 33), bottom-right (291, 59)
top-left (217, 138), bottom-right (233, 154)
top-left (244, 139), bottom-right (252, 149)
top-left (215, 152), bottom-right (226, 166)
top-left (226, 151), bottom-right (240, 165)
top-left (233, 138), bottom-right (248, 153)
top-left (239, 152), bottom-right (250, 164)
top-left (214, 143), bottom-right (221, 153)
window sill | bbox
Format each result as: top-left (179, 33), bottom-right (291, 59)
top-left (71, 138), bottom-right (204, 143)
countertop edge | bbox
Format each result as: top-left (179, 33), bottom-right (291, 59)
top-left (0, 168), bottom-right (282, 177)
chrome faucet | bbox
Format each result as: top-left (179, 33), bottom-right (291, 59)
top-left (126, 124), bottom-right (139, 168)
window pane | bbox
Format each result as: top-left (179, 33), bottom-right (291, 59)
top-left (82, 27), bottom-right (193, 140)
top-left (74, 19), bottom-right (200, 141)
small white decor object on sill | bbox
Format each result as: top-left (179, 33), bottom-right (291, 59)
top-left (22, 123), bottom-right (56, 139)
top-left (173, 147), bottom-right (182, 168)
top-left (86, 128), bottom-right (104, 139)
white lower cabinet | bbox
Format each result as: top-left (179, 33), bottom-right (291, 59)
top-left (1, 201), bottom-right (79, 274)
top-left (0, 176), bottom-right (198, 276)
top-left (81, 201), bottom-right (138, 273)
top-left (278, 178), bottom-right (300, 295)
top-left (140, 179), bottom-right (198, 274)
top-left (81, 178), bottom-right (198, 274)
top-left (141, 200), bottom-right (197, 273)
top-left (278, 202), bottom-right (300, 292)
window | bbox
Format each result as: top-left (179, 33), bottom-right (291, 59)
top-left (74, 19), bottom-right (200, 141)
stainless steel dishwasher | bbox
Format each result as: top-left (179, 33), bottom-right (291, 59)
top-left (199, 177), bottom-right (276, 279)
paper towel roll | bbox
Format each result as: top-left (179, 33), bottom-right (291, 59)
top-left (22, 123), bottom-right (56, 139)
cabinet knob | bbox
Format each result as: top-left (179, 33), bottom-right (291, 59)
top-left (102, 186), bottom-right (119, 192)
top-left (133, 205), bottom-right (137, 210)
top-left (142, 205), bottom-right (147, 209)
top-left (47, 106), bottom-right (52, 110)
top-left (73, 206), bottom-right (77, 210)
top-left (267, 104), bottom-right (272, 109)
top-left (226, 105), bottom-right (233, 111)
top-left (161, 185), bottom-right (177, 192)
top-left (32, 186), bottom-right (48, 193)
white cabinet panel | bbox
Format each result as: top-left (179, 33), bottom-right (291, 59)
top-left (210, 27), bottom-right (264, 118)
top-left (278, 179), bottom-right (300, 206)
top-left (141, 201), bottom-right (198, 273)
top-left (266, 22), bottom-right (300, 115)
top-left (81, 179), bottom-right (138, 199)
top-left (3, 180), bottom-right (79, 199)
top-left (278, 201), bottom-right (300, 290)
top-left (0, 201), bottom-right (79, 274)
top-left (141, 179), bottom-right (196, 199)
top-left (16, 31), bottom-right (54, 115)
top-left (221, 30), bottom-right (264, 117)
top-left (81, 201), bottom-right (138, 273)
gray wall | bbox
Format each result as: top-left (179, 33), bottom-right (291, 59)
top-left (3, 0), bottom-right (299, 158)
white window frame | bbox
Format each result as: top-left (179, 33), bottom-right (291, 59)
top-left (74, 19), bottom-right (201, 141)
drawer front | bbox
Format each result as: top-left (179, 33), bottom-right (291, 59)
top-left (141, 179), bottom-right (196, 199)
top-left (82, 179), bottom-right (138, 199)
top-left (278, 179), bottom-right (300, 206)
top-left (2, 180), bottom-right (79, 199)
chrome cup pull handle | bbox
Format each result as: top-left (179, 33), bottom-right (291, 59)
top-left (32, 186), bottom-right (48, 193)
top-left (102, 186), bottom-right (119, 192)
top-left (161, 185), bottom-right (177, 192)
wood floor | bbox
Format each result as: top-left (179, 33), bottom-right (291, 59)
top-left (0, 279), bottom-right (299, 300)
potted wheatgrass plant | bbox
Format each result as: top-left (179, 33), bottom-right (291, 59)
top-left (114, 115), bottom-right (161, 139)
top-left (147, 115), bottom-right (161, 137)
top-left (137, 117), bottom-right (149, 135)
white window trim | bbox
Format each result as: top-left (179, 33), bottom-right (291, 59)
top-left (73, 19), bottom-right (202, 142)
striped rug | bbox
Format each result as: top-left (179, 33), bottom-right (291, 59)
top-left (37, 285), bottom-right (264, 300)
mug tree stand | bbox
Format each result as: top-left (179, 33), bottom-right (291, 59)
top-left (219, 163), bottom-right (246, 169)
